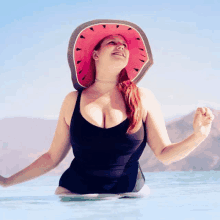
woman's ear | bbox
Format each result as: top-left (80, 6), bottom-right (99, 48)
top-left (92, 51), bottom-right (99, 60)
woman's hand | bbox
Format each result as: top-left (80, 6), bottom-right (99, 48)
top-left (193, 107), bottom-right (215, 137)
top-left (0, 175), bottom-right (7, 188)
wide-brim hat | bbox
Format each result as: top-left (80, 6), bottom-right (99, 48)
top-left (68, 19), bottom-right (153, 91)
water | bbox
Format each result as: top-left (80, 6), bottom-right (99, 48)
top-left (1, 171), bottom-right (220, 220)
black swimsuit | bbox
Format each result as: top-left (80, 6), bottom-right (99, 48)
top-left (59, 90), bottom-right (147, 194)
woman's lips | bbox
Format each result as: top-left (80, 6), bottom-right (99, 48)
top-left (112, 52), bottom-right (125, 57)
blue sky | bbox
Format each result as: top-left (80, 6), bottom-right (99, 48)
top-left (1, 0), bottom-right (219, 121)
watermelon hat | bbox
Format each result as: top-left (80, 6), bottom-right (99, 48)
top-left (68, 19), bottom-right (153, 91)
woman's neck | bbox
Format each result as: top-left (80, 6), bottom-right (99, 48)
top-left (86, 80), bottom-right (118, 96)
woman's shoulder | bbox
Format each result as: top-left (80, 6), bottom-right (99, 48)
top-left (138, 87), bottom-right (159, 104)
top-left (138, 87), bottom-right (153, 97)
top-left (63, 90), bottom-right (80, 109)
top-left (138, 87), bottom-right (153, 106)
top-left (62, 90), bottom-right (79, 127)
top-left (62, 90), bottom-right (79, 105)
top-left (65, 90), bottom-right (78, 99)
top-left (137, 87), bottom-right (161, 122)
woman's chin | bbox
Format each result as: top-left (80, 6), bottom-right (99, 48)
top-left (111, 65), bottom-right (127, 72)
top-left (111, 59), bottom-right (128, 69)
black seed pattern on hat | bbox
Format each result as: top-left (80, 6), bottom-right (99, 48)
top-left (80, 35), bottom-right (85, 39)
top-left (90, 27), bottom-right (94, 31)
top-left (140, 59), bottom-right (145, 62)
top-left (134, 68), bottom-right (139, 72)
top-left (77, 60), bottom-right (81, 64)
top-left (128, 28), bottom-right (132, 30)
top-left (141, 54), bottom-right (146, 57)
top-left (139, 48), bottom-right (144, 51)
top-left (136, 38), bottom-right (140, 40)
top-left (79, 70), bottom-right (82, 74)
top-left (82, 76), bottom-right (86, 80)
top-left (103, 25), bottom-right (106, 28)
top-left (76, 48), bottom-right (81, 51)
top-left (116, 25), bottom-right (119, 28)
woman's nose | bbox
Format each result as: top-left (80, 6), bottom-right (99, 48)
top-left (117, 43), bottom-right (124, 49)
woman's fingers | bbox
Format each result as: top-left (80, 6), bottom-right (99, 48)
top-left (194, 107), bottom-right (215, 127)
top-left (204, 107), bottom-right (214, 120)
top-left (196, 107), bottom-right (214, 119)
top-left (196, 107), bottom-right (204, 115)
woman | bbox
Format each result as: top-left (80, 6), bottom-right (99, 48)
top-left (0, 19), bottom-right (214, 199)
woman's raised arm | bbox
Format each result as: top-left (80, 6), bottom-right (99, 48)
top-left (140, 87), bottom-right (214, 165)
top-left (139, 87), bottom-right (172, 160)
top-left (0, 91), bottom-right (77, 188)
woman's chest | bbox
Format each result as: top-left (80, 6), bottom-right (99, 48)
top-left (80, 91), bottom-right (129, 129)
top-left (81, 100), bottom-right (127, 129)
top-left (65, 88), bottom-right (148, 130)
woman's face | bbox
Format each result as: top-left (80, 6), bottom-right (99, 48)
top-left (93, 35), bottom-right (130, 69)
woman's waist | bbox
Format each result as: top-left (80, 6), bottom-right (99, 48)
top-left (70, 158), bottom-right (138, 179)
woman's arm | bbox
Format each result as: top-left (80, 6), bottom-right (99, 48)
top-left (3, 152), bottom-right (55, 187)
top-left (140, 88), bottom-right (214, 165)
top-left (158, 132), bottom-right (206, 165)
top-left (1, 91), bottom-right (77, 187)
top-left (158, 107), bottom-right (214, 165)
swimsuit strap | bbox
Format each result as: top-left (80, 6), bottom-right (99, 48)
top-left (75, 90), bottom-right (83, 114)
